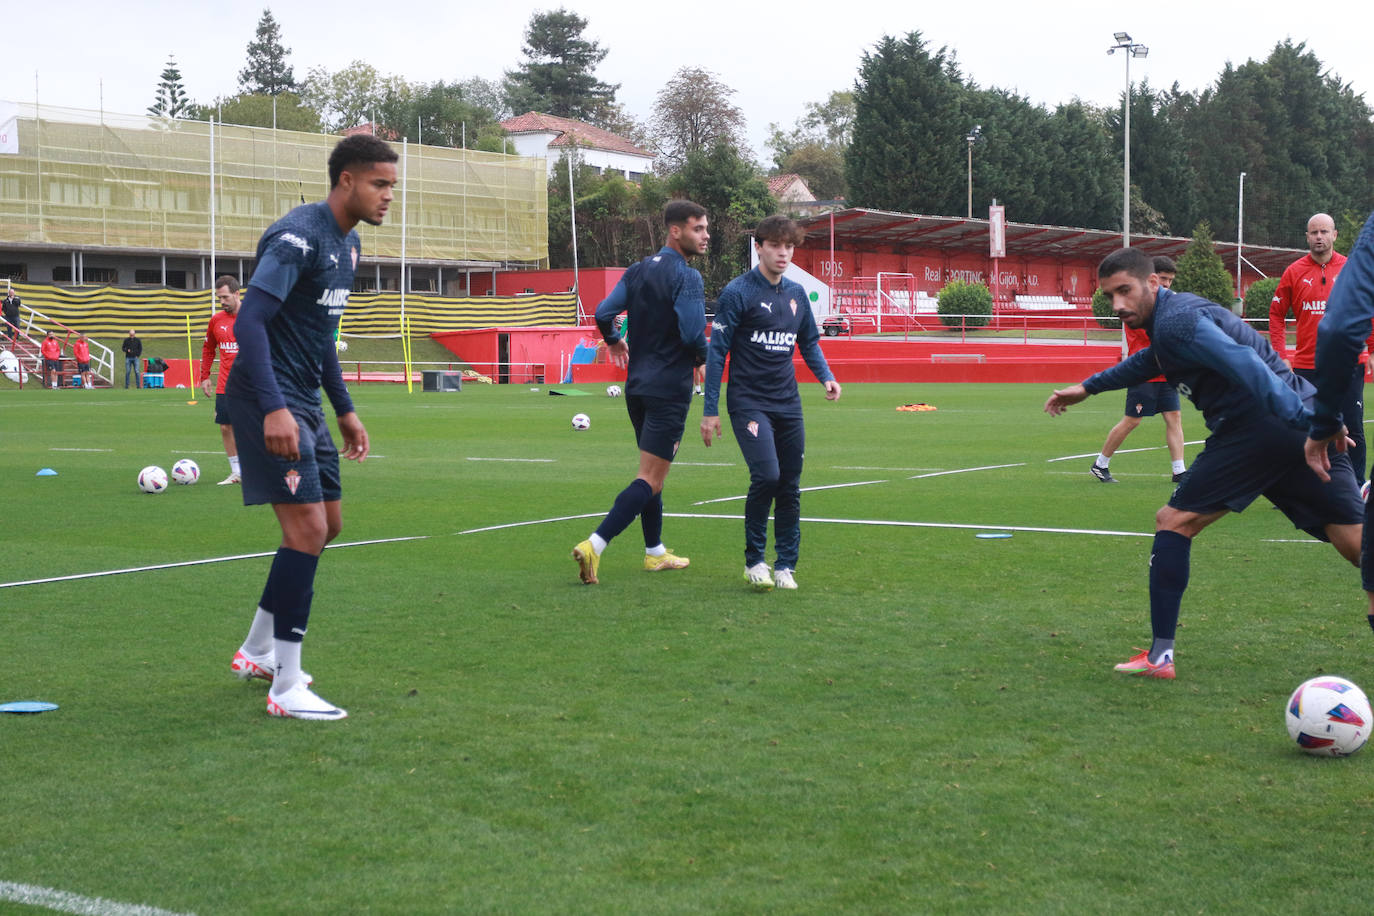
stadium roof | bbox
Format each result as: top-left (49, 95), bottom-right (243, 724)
top-left (794, 208), bottom-right (1303, 278)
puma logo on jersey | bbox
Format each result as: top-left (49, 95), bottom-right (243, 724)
top-left (278, 232), bottom-right (311, 255)
top-left (316, 288), bottom-right (350, 308)
top-left (329, 254), bottom-right (339, 267)
top-left (759, 301), bottom-right (773, 313)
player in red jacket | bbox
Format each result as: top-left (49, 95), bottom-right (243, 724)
top-left (40, 331), bottom-right (62, 388)
top-left (72, 333), bottom-right (93, 389)
top-left (1270, 212), bottom-right (1372, 482)
top-left (201, 275), bottom-right (242, 484)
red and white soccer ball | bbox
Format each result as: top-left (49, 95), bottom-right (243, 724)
top-left (571, 413), bottom-right (591, 430)
top-left (137, 465), bottom-right (169, 494)
top-left (1285, 675), bottom-right (1372, 757)
top-left (171, 458), bottom-right (201, 485)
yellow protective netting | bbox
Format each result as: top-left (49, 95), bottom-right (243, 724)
top-left (7, 282), bottom-right (576, 338)
top-left (0, 102), bottom-right (547, 262)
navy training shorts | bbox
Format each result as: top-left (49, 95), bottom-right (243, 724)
top-left (226, 395), bottom-right (340, 506)
top-left (1123, 380), bottom-right (1180, 418)
top-left (1169, 412), bottom-right (1362, 540)
top-left (626, 393), bottom-right (689, 462)
top-left (213, 393), bottom-right (231, 426)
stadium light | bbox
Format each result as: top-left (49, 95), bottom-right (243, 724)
top-left (1108, 32), bottom-right (1148, 246)
top-left (965, 125), bottom-right (982, 219)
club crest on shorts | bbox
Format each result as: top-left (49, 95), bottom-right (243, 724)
top-left (284, 468), bottom-right (302, 495)
top-left (747, 421), bottom-right (759, 437)
top-left (789, 299), bottom-right (798, 316)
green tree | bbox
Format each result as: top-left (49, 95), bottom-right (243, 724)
top-left (651, 67), bottom-right (747, 169)
top-left (302, 61), bottom-right (407, 131)
top-left (1105, 80), bottom-right (1196, 235)
top-left (1091, 288), bottom-right (1120, 329)
top-left (376, 80), bottom-right (501, 148)
top-left (193, 92), bottom-right (321, 132)
top-left (238, 8), bottom-right (297, 96)
top-left (936, 280), bottom-right (993, 329)
top-left (148, 55), bottom-right (190, 119)
top-left (1041, 101), bottom-right (1117, 228)
top-left (666, 141), bottom-right (774, 295)
top-left (1243, 276), bottom-right (1280, 330)
top-left (846, 32), bottom-right (965, 214)
top-left (547, 156), bottom-right (665, 269)
top-left (780, 143), bottom-right (846, 201)
top-left (959, 86), bottom-right (1056, 221)
top-left (766, 90), bottom-right (855, 170)
top-left (502, 8), bottom-right (618, 124)
top-left (1174, 221), bottom-right (1236, 306)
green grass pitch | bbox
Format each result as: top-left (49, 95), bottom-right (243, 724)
top-left (2, 380), bottom-right (1371, 914)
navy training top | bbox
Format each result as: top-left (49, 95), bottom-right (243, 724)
top-left (227, 201), bottom-right (357, 415)
top-left (1311, 210), bottom-right (1374, 440)
top-left (1084, 287), bottom-right (1311, 432)
top-left (703, 267), bottom-right (833, 417)
top-left (594, 246), bottom-right (707, 401)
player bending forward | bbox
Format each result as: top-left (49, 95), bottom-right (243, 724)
top-left (1045, 247), bottom-right (1362, 679)
top-left (225, 134), bottom-right (396, 720)
top-left (701, 215), bottom-right (841, 590)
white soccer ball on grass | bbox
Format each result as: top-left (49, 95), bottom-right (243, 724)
top-left (138, 465), bottom-right (169, 494)
top-left (1286, 675), bottom-right (1372, 756)
top-left (336, 339), bottom-right (349, 353)
top-left (606, 384), bottom-right (622, 398)
top-left (171, 458), bottom-right (200, 485)
top-left (572, 413), bottom-right (591, 430)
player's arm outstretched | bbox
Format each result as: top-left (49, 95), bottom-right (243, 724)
top-left (1044, 349), bottom-right (1155, 415)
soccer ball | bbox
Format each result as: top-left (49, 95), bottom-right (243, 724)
top-left (171, 458), bottom-right (200, 485)
top-left (336, 339), bottom-right (349, 353)
top-left (137, 465), bottom-right (169, 494)
top-left (572, 413), bottom-right (591, 430)
top-left (1285, 675), bottom-right (1373, 756)
top-left (606, 384), bottom-right (622, 398)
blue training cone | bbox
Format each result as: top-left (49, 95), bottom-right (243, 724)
top-left (36, 468), bottom-right (57, 476)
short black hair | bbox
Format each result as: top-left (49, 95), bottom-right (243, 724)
top-left (754, 215), bottom-right (804, 246)
top-left (328, 135), bottom-right (399, 189)
top-left (1098, 247), bottom-right (1154, 282)
top-left (1152, 255), bottom-right (1177, 274)
top-left (664, 199), bottom-right (707, 227)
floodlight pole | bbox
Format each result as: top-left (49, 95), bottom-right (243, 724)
top-left (1109, 33), bottom-right (1148, 247)
top-left (568, 152), bottom-right (581, 316)
top-left (965, 126), bottom-right (981, 219)
top-left (1237, 171), bottom-right (1246, 301)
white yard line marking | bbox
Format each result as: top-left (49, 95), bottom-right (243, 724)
top-left (668, 513), bottom-right (1152, 537)
top-left (458, 512), bottom-right (603, 535)
top-left (0, 536), bottom-right (430, 590)
top-left (1047, 441), bottom-right (1206, 463)
top-left (908, 463), bottom-right (1025, 479)
top-left (693, 479), bottom-right (888, 506)
top-left (832, 466), bottom-right (943, 471)
top-left (0, 881), bottom-right (195, 916)
top-left (466, 457), bottom-right (556, 463)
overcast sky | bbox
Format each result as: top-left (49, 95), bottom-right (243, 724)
top-left (7, 0), bottom-right (1371, 158)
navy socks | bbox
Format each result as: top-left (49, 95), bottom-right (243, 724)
top-left (595, 478), bottom-right (655, 546)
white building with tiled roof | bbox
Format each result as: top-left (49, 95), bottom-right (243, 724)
top-left (500, 112), bottom-right (655, 180)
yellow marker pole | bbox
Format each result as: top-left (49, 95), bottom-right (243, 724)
top-left (402, 313), bottom-right (414, 393)
top-left (185, 315), bottom-right (198, 405)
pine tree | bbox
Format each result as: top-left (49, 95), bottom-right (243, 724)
top-left (1173, 221), bottom-right (1236, 306)
top-left (148, 56), bottom-right (190, 119)
top-left (238, 8), bottom-right (297, 96)
top-left (502, 9), bottom-right (618, 124)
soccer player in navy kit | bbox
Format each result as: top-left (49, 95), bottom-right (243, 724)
top-left (1307, 210), bottom-right (1374, 631)
top-left (572, 200), bottom-right (710, 585)
top-left (1046, 247), bottom-right (1362, 679)
top-left (701, 216), bottom-right (841, 590)
top-left (226, 134), bottom-right (397, 720)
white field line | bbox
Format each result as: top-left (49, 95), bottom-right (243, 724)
top-left (0, 881), bottom-right (195, 916)
top-left (831, 466), bottom-right (943, 471)
top-left (1047, 441), bottom-right (1207, 463)
top-left (693, 479), bottom-right (888, 506)
top-left (0, 536), bottom-right (430, 590)
top-left (907, 462), bottom-right (1025, 479)
top-left (466, 457), bottom-right (556, 463)
top-left (667, 513), bottom-right (1151, 538)
top-left (458, 512), bottom-right (603, 535)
